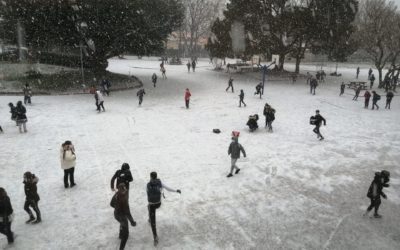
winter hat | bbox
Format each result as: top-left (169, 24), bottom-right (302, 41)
top-left (316, 110), bottom-right (320, 113)
top-left (121, 163), bottom-right (130, 171)
top-left (150, 172), bottom-right (157, 180)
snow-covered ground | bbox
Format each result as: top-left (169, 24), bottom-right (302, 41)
top-left (0, 58), bottom-right (399, 250)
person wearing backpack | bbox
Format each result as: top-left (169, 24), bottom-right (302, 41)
top-left (385, 91), bottom-right (394, 109)
top-left (371, 91), bottom-right (380, 110)
top-left (110, 183), bottom-right (136, 250)
top-left (227, 137), bottom-right (246, 177)
top-left (23, 172), bottom-right (41, 224)
top-left (0, 187), bottom-right (14, 244)
top-left (147, 172), bottom-right (181, 246)
top-left (311, 110), bottom-right (326, 140)
top-left (263, 103), bottom-right (276, 132)
top-left (363, 170), bottom-right (390, 218)
top-left (111, 163), bottom-right (133, 193)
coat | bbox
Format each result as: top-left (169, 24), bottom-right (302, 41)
top-left (60, 147), bottom-right (76, 170)
top-left (111, 169), bottom-right (133, 190)
top-left (263, 107), bottom-right (276, 122)
top-left (314, 114), bottom-right (326, 126)
top-left (364, 91), bottom-right (371, 99)
top-left (24, 176), bottom-right (40, 202)
top-left (228, 139), bottom-right (246, 159)
top-left (16, 105), bottom-right (27, 122)
top-left (185, 90), bottom-right (191, 101)
top-left (0, 196), bottom-right (13, 223)
top-left (96, 91), bottom-right (104, 102)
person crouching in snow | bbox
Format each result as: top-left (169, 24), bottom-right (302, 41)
top-left (137, 89), bottom-right (145, 106)
top-left (110, 183), bottom-right (136, 250)
top-left (246, 114), bottom-right (259, 132)
top-left (95, 90), bottom-right (105, 112)
top-left (227, 137), bottom-right (246, 177)
top-left (60, 141), bottom-right (77, 188)
top-left (23, 172), bottom-right (41, 224)
top-left (184, 88), bottom-right (191, 109)
top-left (364, 170), bottom-right (390, 218)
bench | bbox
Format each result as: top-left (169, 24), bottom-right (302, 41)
top-left (347, 81), bottom-right (367, 90)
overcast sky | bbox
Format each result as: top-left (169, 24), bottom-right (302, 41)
top-left (393, 0), bottom-right (400, 7)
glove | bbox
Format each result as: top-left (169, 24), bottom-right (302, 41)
top-left (131, 220), bottom-right (136, 227)
top-left (176, 189), bottom-right (181, 194)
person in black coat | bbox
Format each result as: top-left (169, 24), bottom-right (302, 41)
top-left (385, 91), bottom-right (394, 109)
top-left (110, 183), bottom-right (136, 250)
top-left (191, 60), bottom-right (196, 72)
top-left (369, 73), bottom-right (375, 89)
top-left (246, 114), bottom-right (259, 132)
top-left (152, 73), bottom-right (157, 88)
top-left (371, 91), bottom-right (380, 110)
top-left (312, 110), bottom-right (326, 140)
top-left (254, 83), bottom-right (262, 98)
top-left (147, 172), bottom-right (180, 246)
top-left (353, 86), bottom-right (361, 100)
top-left (226, 77), bottom-right (234, 92)
top-left (339, 82), bottom-right (345, 96)
top-left (0, 188), bottom-right (14, 244)
top-left (239, 89), bottom-right (246, 107)
top-left (364, 170), bottom-right (390, 218)
top-left (263, 104), bottom-right (276, 132)
top-left (111, 163), bottom-right (133, 192)
top-left (16, 101), bottom-right (27, 133)
top-left (8, 103), bottom-right (17, 124)
top-left (136, 89), bottom-right (146, 106)
top-left (23, 172), bottom-right (41, 224)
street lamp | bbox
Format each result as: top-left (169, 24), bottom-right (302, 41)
top-left (78, 22), bottom-right (88, 84)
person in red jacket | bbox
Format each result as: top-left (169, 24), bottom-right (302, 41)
top-left (364, 90), bottom-right (371, 108)
top-left (184, 88), bottom-right (191, 109)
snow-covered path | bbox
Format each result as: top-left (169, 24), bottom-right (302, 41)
top-left (1, 58), bottom-right (399, 249)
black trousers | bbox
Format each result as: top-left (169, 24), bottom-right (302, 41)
top-left (64, 167), bottom-right (75, 187)
top-left (385, 98), bottom-right (392, 109)
top-left (367, 198), bottom-right (381, 215)
top-left (148, 203), bottom-right (161, 238)
top-left (185, 100), bottom-right (190, 109)
top-left (97, 101), bottom-right (105, 111)
top-left (226, 84), bottom-right (234, 92)
top-left (239, 99), bottom-right (246, 107)
top-left (313, 125), bottom-right (323, 138)
top-left (139, 97), bottom-right (143, 105)
top-left (0, 222), bottom-right (13, 243)
top-left (266, 120), bottom-right (273, 131)
top-left (24, 199), bottom-right (41, 220)
top-left (24, 95), bottom-right (31, 104)
top-left (340, 89), bottom-right (344, 96)
top-left (372, 101), bottom-right (379, 110)
top-left (365, 98), bottom-right (370, 108)
top-left (115, 214), bottom-right (129, 250)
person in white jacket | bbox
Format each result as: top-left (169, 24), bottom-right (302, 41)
top-left (95, 90), bottom-right (105, 112)
top-left (60, 141), bottom-right (76, 188)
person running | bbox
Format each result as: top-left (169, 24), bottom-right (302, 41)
top-left (263, 103), bottom-right (276, 132)
top-left (110, 183), bottom-right (136, 250)
top-left (184, 88), bottom-right (191, 109)
top-left (137, 89), bottom-right (146, 106)
top-left (23, 83), bottom-right (32, 104)
top-left (370, 73), bottom-right (375, 89)
top-left (15, 101), bottom-right (27, 133)
top-left (364, 170), bottom-right (390, 218)
top-left (0, 187), bottom-right (14, 244)
top-left (356, 67), bottom-right (360, 79)
top-left (227, 136), bottom-right (246, 177)
top-left (192, 60), bottom-right (196, 72)
top-left (353, 86), bottom-right (361, 101)
top-left (254, 82), bottom-right (262, 98)
top-left (339, 82), bottom-right (345, 96)
top-left (60, 141), bottom-right (77, 188)
top-left (186, 61), bottom-right (191, 73)
top-left (372, 91), bottom-right (380, 110)
top-left (239, 89), bottom-right (246, 107)
top-left (364, 90), bottom-right (371, 109)
top-left (152, 73), bottom-right (157, 88)
top-left (111, 163), bottom-right (133, 192)
top-left (23, 172), bottom-right (41, 224)
top-left (226, 77), bottom-right (234, 92)
top-left (311, 110), bottom-right (326, 140)
top-left (385, 91), bottom-right (394, 109)
top-left (95, 90), bottom-right (105, 112)
top-left (147, 172), bottom-right (181, 246)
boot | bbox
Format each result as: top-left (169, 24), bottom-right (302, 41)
top-left (32, 217), bottom-right (41, 224)
top-left (226, 173), bottom-right (233, 178)
top-left (235, 169), bottom-right (241, 174)
top-left (26, 215), bottom-right (35, 224)
top-left (373, 213), bottom-right (382, 218)
top-left (154, 236), bottom-right (159, 246)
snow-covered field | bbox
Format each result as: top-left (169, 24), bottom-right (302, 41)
top-left (1, 58), bottom-right (399, 250)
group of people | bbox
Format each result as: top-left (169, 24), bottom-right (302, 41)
top-left (186, 60), bottom-right (197, 73)
top-left (6, 101), bottom-right (28, 133)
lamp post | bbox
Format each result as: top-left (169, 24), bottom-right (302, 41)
top-left (261, 60), bottom-right (276, 95)
top-left (79, 22), bottom-right (88, 84)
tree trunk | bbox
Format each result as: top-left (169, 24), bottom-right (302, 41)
top-left (377, 67), bottom-right (383, 88)
top-left (278, 52), bottom-right (285, 71)
top-left (295, 55), bottom-right (301, 73)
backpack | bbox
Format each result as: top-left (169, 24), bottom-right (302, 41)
top-left (310, 116), bottom-right (317, 125)
top-left (376, 94), bottom-right (381, 100)
top-left (147, 179), bottom-right (162, 203)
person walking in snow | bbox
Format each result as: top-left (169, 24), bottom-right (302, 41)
top-left (306, 72), bottom-right (312, 85)
top-left (364, 90), bottom-right (371, 109)
top-left (370, 73), bottom-right (375, 89)
top-left (339, 82), bottom-right (345, 96)
top-left (364, 170), bottom-right (390, 218)
top-left (227, 136), bottom-right (246, 177)
top-left (371, 91), bottom-right (380, 110)
top-left (186, 61), bottom-right (191, 72)
top-left (239, 89), bottom-right (246, 107)
top-left (368, 68), bottom-right (373, 80)
top-left (311, 110), bottom-right (326, 140)
top-left (310, 77), bottom-right (318, 95)
top-left (60, 141), bottom-right (77, 188)
top-left (356, 67), bottom-right (360, 79)
top-left (136, 89), bottom-right (146, 106)
top-left (147, 172), bottom-right (181, 246)
top-left (161, 66), bottom-right (167, 79)
top-left (263, 103), bottom-right (276, 132)
top-left (8, 103), bottom-right (17, 124)
top-left (95, 90), bottom-right (105, 112)
top-left (102, 79), bottom-right (111, 96)
top-left (23, 172), bottom-right (41, 224)
top-left (152, 73), bottom-right (157, 88)
top-left (111, 163), bottom-right (133, 193)
top-left (0, 187), bottom-right (14, 244)
top-left (353, 86), bottom-right (361, 101)
top-left (23, 83), bottom-right (32, 105)
top-left (184, 88), bottom-right (191, 109)
top-left (110, 183), bottom-right (136, 250)
top-left (15, 101), bottom-right (27, 133)
top-left (254, 82), bottom-right (263, 98)
top-left (191, 60), bottom-right (196, 72)
top-left (226, 77), bottom-right (234, 92)
top-left (385, 91), bottom-right (394, 109)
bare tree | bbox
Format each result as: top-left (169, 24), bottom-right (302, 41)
top-left (354, 0), bottom-right (400, 85)
top-left (181, 0), bottom-right (223, 57)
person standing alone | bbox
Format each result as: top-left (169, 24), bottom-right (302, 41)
top-left (184, 88), bottom-right (191, 109)
top-left (339, 82), bottom-right (345, 96)
top-left (60, 141), bottom-right (77, 188)
top-left (385, 91), bottom-right (394, 109)
top-left (364, 90), bottom-right (371, 109)
top-left (239, 89), bottom-right (246, 107)
top-left (23, 172), bottom-right (41, 224)
top-left (227, 136), bottom-right (246, 177)
top-left (136, 89), bottom-right (146, 106)
top-left (311, 110), bottom-right (326, 140)
top-left (16, 101), bottom-right (28, 133)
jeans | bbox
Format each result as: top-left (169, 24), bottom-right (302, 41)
top-left (0, 222), bottom-right (13, 243)
top-left (367, 198), bottom-right (381, 215)
top-left (230, 158), bottom-right (239, 174)
top-left (24, 199), bottom-right (41, 220)
top-left (64, 167), bottom-right (75, 187)
top-left (115, 214), bottom-right (129, 250)
top-left (148, 203), bottom-right (161, 238)
top-left (24, 95), bottom-right (31, 104)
